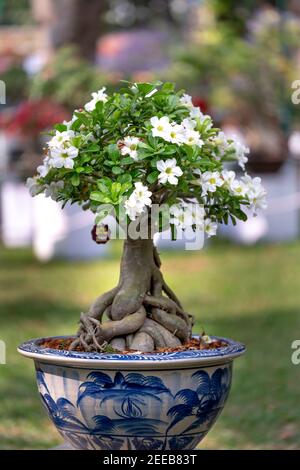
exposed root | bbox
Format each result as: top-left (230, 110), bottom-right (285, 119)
top-left (110, 337), bottom-right (126, 351)
top-left (70, 306), bottom-right (146, 351)
top-left (144, 294), bottom-right (177, 315)
top-left (69, 238), bottom-right (194, 353)
top-left (88, 287), bottom-right (119, 320)
top-left (162, 280), bottom-right (182, 309)
top-left (151, 308), bottom-right (190, 343)
top-left (139, 318), bottom-right (167, 348)
top-left (130, 332), bottom-right (154, 352)
top-left (153, 246), bottom-right (162, 268)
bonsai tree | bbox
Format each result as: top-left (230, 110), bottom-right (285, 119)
top-left (27, 81), bottom-right (266, 353)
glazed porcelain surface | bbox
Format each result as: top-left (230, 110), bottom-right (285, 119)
top-left (18, 336), bottom-right (245, 450)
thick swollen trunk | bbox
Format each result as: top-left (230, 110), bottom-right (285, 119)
top-left (70, 238), bottom-right (193, 353)
top-left (111, 238), bottom-right (155, 320)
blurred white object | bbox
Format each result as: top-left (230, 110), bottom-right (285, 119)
top-left (288, 131), bottom-right (300, 158)
top-left (32, 195), bottom-right (67, 261)
top-left (23, 53), bottom-right (48, 76)
top-left (154, 226), bottom-right (204, 251)
top-left (32, 196), bottom-right (109, 261)
top-left (0, 131), bottom-right (8, 174)
top-left (1, 181), bottom-right (33, 247)
top-left (220, 162), bottom-right (299, 243)
top-left (221, 214), bottom-right (269, 245)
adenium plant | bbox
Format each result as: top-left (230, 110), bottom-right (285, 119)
top-left (27, 81), bottom-right (266, 353)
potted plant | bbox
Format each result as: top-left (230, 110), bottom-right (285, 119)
top-left (19, 81), bottom-right (266, 450)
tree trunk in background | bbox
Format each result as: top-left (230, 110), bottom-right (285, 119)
top-left (49, 0), bottom-right (108, 60)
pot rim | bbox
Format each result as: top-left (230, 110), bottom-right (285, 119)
top-left (18, 335), bottom-right (246, 370)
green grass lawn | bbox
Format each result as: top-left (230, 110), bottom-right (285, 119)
top-left (0, 240), bottom-right (300, 449)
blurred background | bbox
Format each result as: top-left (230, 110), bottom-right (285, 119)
top-left (0, 0), bottom-right (300, 450)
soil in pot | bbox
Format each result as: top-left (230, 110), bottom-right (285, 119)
top-left (40, 336), bottom-right (228, 354)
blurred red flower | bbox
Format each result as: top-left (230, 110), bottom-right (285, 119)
top-left (0, 100), bottom-right (69, 136)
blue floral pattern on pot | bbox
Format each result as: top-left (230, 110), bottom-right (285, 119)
top-left (35, 362), bottom-right (232, 450)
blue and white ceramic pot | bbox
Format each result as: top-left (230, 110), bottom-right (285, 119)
top-left (18, 336), bottom-right (245, 450)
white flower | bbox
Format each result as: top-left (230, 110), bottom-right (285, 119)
top-left (124, 182), bottom-right (152, 221)
top-left (170, 203), bottom-right (194, 230)
top-left (242, 175), bottom-right (267, 212)
top-left (221, 169), bottom-right (236, 187)
top-left (150, 116), bottom-right (172, 139)
top-left (183, 129), bottom-right (204, 147)
top-left (37, 156), bottom-right (52, 177)
top-left (213, 131), bottom-right (249, 167)
top-left (189, 107), bottom-right (213, 129)
top-left (180, 93), bottom-right (193, 108)
top-left (37, 164), bottom-right (49, 178)
top-left (50, 145), bottom-right (79, 169)
top-left (213, 131), bottom-right (229, 157)
top-left (124, 197), bottom-right (141, 220)
top-left (189, 202), bottom-right (205, 227)
top-left (230, 179), bottom-right (249, 197)
top-left (182, 118), bottom-right (196, 130)
top-left (157, 158), bottom-right (183, 185)
top-left (63, 112), bottom-right (78, 130)
top-left (200, 171), bottom-right (224, 196)
top-left (44, 181), bottom-right (64, 201)
top-left (170, 200), bottom-right (205, 229)
top-left (204, 218), bottom-right (218, 237)
top-left (165, 123), bottom-right (185, 144)
top-left (84, 87), bottom-right (108, 112)
top-left (133, 182), bottom-right (152, 208)
top-left (26, 177), bottom-right (42, 197)
top-left (229, 137), bottom-right (250, 170)
top-left (189, 107), bottom-right (201, 118)
top-left (48, 130), bottom-right (75, 149)
top-left (121, 136), bottom-right (140, 161)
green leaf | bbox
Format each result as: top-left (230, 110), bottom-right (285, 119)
top-left (73, 112), bottom-right (90, 127)
top-left (157, 145), bottom-right (177, 156)
top-left (84, 144), bottom-right (100, 153)
top-left (230, 215), bottom-right (237, 226)
top-left (75, 167), bottom-right (85, 173)
top-left (136, 83), bottom-right (158, 95)
top-left (138, 142), bottom-right (151, 150)
top-left (150, 158), bottom-right (159, 168)
top-left (234, 209), bottom-right (248, 222)
top-left (147, 134), bottom-right (159, 149)
top-left (95, 101), bottom-right (104, 113)
top-left (147, 171), bottom-right (159, 184)
top-left (117, 173), bottom-right (132, 184)
top-left (90, 191), bottom-right (111, 203)
top-left (121, 182), bottom-right (132, 193)
top-left (121, 157), bottom-right (134, 165)
top-left (71, 174), bottom-right (80, 186)
top-left (167, 95), bottom-right (179, 109)
top-left (107, 143), bottom-right (120, 160)
top-left (183, 144), bottom-right (196, 160)
top-left (162, 82), bottom-right (175, 92)
top-left (97, 181), bottom-right (110, 193)
top-left (111, 182), bottom-right (122, 194)
top-left (99, 177), bottom-right (112, 187)
top-left (54, 123), bottom-right (67, 132)
top-left (95, 207), bottom-right (112, 224)
top-left (112, 166), bottom-right (123, 175)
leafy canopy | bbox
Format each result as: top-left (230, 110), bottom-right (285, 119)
top-left (27, 81), bottom-right (266, 238)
